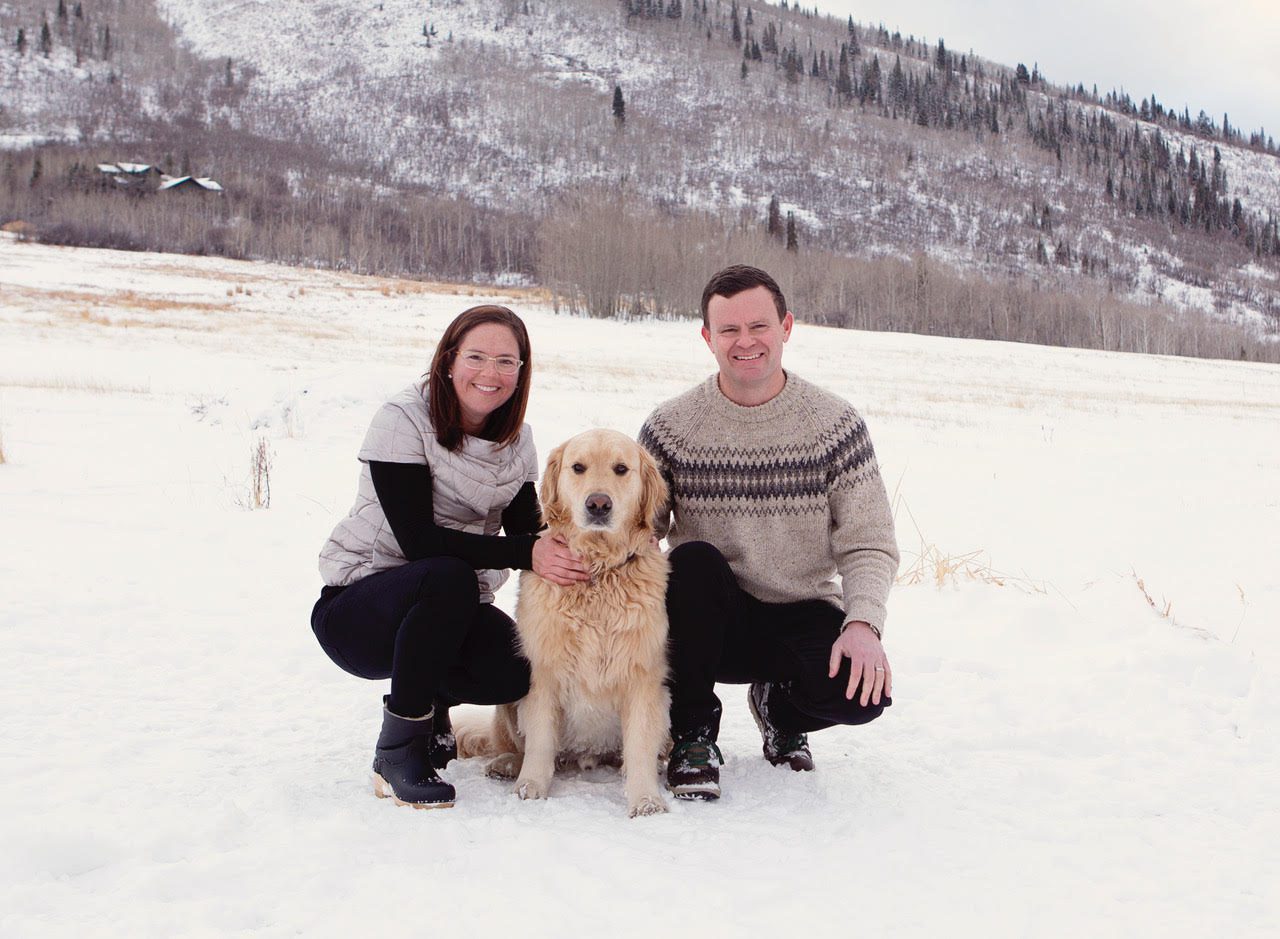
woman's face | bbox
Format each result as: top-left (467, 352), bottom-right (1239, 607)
top-left (450, 322), bottom-right (522, 434)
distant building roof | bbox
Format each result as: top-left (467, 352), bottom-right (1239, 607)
top-left (97, 162), bottom-right (154, 175)
top-left (158, 176), bottom-right (224, 193)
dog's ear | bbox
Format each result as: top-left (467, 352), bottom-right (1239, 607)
top-left (539, 441), bottom-right (568, 527)
top-left (635, 443), bottom-right (668, 533)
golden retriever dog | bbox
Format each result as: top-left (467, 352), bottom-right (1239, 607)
top-left (457, 429), bottom-right (671, 817)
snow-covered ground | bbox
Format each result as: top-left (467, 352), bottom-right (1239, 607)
top-left (1, 239), bottom-right (1278, 936)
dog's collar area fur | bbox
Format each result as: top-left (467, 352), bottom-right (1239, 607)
top-left (551, 526), bottom-right (654, 575)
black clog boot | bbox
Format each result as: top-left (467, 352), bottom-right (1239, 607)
top-left (371, 696), bottom-right (456, 809)
top-left (430, 698), bottom-right (458, 769)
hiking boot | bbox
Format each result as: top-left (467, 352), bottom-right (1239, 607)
top-left (665, 738), bottom-right (723, 801)
top-left (430, 699), bottom-right (457, 768)
top-left (371, 696), bottom-right (456, 809)
top-left (748, 682), bottom-right (815, 772)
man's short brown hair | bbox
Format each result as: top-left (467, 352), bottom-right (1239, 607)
top-left (699, 265), bottom-right (788, 327)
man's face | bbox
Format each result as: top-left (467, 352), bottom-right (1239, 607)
top-left (701, 285), bottom-right (793, 406)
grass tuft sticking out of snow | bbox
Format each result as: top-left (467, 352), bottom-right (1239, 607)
top-left (1132, 569), bottom-right (1175, 620)
top-left (893, 487), bottom-right (1046, 592)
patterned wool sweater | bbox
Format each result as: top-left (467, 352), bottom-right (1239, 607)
top-left (638, 372), bottom-right (899, 633)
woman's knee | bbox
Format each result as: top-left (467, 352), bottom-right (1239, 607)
top-left (411, 556), bottom-right (480, 608)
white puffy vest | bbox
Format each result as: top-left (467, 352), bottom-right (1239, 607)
top-left (319, 382), bottom-right (538, 602)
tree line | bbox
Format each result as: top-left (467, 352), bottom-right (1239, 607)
top-left (4, 142), bottom-right (1275, 363)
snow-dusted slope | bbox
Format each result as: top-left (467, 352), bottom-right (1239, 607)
top-left (4, 0), bottom-right (1279, 326)
top-left (1, 238), bottom-right (1277, 935)
top-left (145, 0), bottom-right (1280, 326)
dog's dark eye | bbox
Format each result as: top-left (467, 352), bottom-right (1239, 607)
top-left (571, 462), bottom-right (586, 474)
top-left (613, 463), bottom-right (628, 476)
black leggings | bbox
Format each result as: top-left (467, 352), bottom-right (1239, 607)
top-left (666, 541), bottom-right (890, 741)
top-left (311, 557), bottom-right (530, 718)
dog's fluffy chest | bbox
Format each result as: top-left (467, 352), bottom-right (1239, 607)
top-left (514, 555), bottom-right (670, 754)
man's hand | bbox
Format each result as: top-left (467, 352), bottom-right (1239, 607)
top-left (828, 621), bottom-right (891, 706)
top-left (531, 534), bottom-right (591, 586)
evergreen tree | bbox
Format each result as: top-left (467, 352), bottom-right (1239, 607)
top-left (730, 1), bottom-right (741, 44)
top-left (612, 84), bottom-right (626, 126)
top-left (15, 28), bottom-right (26, 55)
top-left (785, 212), bottom-right (798, 251)
top-left (934, 38), bottom-right (947, 71)
top-left (836, 45), bottom-right (853, 103)
top-left (666, 0), bottom-right (682, 19)
top-left (784, 44), bottom-right (800, 83)
top-left (75, 2), bottom-right (84, 18)
top-left (57, 0), bottom-right (67, 21)
top-left (1015, 63), bottom-right (1030, 85)
top-left (766, 194), bottom-right (782, 238)
top-left (40, 20), bottom-right (52, 56)
top-left (889, 55), bottom-right (906, 105)
top-left (30, 155), bottom-right (42, 186)
top-left (860, 55), bottom-right (881, 104)
top-left (762, 22), bottom-right (777, 55)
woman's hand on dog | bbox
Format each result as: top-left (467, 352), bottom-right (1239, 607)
top-left (829, 622), bottom-right (892, 706)
top-left (531, 534), bottom-right (592, 585)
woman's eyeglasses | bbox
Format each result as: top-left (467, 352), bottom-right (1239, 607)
top-left (456, 350), bottom-right (523, 375)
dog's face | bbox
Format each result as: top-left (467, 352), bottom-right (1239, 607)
top-left (540, 429), bottom-right (666, 537)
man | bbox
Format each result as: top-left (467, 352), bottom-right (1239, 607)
top-left (638, 264), bottom-right (899, 801)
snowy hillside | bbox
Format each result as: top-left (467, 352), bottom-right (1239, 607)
top-left (3, 0), bottom-right (1277, 329)
top-left (1, 238), bottom-right (1278, 935)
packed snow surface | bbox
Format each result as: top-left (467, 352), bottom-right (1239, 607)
top-left (1, 239), bottom-right (1278, 936)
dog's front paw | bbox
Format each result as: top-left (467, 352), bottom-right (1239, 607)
top-left (628, 795), bottom-right (668, 818)
top-left (514, 776), bottom-right (550, 800)
top-left (485, 753), bottom-right (521, 779)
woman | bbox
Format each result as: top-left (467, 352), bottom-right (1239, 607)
top-left (311, 305), bottom-right (588, 809)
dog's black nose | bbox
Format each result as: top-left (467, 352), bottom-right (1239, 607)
top-left (585, 493), bottom-right (612, 518)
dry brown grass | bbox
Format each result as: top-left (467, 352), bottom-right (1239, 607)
top-left (1131, 569), bottom-right (1174, 619)
top-left (892, 480), bottom-right (1046, 592)
top-left (0, 376), bottom-right (152, 394)
top-left (248, 436), bottom-right (273, 510)
top-left (6, 285), bottom-right (234, 315)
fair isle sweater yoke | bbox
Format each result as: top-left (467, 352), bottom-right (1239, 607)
top-left (638, 372), bottom-right (900, 633)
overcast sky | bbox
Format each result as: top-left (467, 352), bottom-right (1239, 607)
top-left (809, 1), bottom-right (1280, 141)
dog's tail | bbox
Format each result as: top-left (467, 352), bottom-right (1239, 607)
top-left (454, 703), bottom-right (521, 759)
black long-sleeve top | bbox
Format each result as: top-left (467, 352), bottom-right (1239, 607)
top-left (368, 460), bottom-right (541, 572)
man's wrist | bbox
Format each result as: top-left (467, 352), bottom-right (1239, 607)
top-left (842, 620), bottom-right (881, 640)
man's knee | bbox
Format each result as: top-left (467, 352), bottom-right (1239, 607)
top-left (665, 541), bottom-right (735, 641)
top-left (668, 540), bottom-right (731, 580)
top-left (790, 671), bottom-right (890, 727)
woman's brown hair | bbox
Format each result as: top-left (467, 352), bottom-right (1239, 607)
top-left (426, 305), bottom-right (532, 452)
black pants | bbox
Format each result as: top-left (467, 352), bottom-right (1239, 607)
top-left (666, 541), bottom-right (890, 741)
top-left (310, 556), bottom-right (530, 718)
